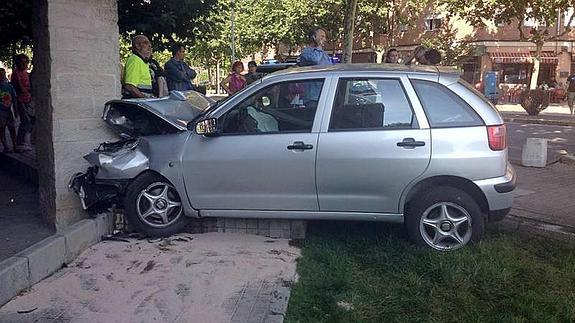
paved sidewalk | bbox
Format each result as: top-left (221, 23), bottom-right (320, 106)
top-left (510, 162), bottom-right (575, 231)
top-left (0, 233), bottom-right (299, 323)
top-left (498, 103), bottom-right (575, 126)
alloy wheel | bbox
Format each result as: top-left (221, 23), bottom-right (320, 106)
top-left (136, 182), bottom-right (183, 228)
top-left (419, 202), bottom-right (472, 251)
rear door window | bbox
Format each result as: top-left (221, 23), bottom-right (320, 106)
top-left (329, 78), bottom-right (416, 131)
top-left (411, 79), bottom-right (483, 128)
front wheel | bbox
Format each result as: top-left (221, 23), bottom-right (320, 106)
top-left (406, 187), bottom-right (485, 251)
top-left (124, 173), bottom-right (189, 237)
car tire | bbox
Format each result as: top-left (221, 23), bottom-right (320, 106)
top-left (124, 172), bottom-right (189, 237)
top-left (406, 186), bottom-right (485, 251)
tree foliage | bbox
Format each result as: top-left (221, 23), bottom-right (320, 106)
top-left (421, 15), bottom-right (474, 67)
top-left (441, 0), bottom-right (575, 88)
top-left (355, 0), bottom-right (427, 49)
top-left (117, 0), bottom-right (220, 51)
top-left (0, 0), bottom-right (32, 64)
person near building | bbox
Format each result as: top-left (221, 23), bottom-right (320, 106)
top-left (0, 68), bottom-right (18, 153)
top-left (123, 35), bottom-right (154, 98)
top-left (385, 48), bottom-right (400, 64)
top-left (245, 61), bottom-right (263, 85)
top-left (298, 27), bottom-right (332, 66)
top-left (298, 27), bottom-right (332, 107)
top-left (405, 46), bottom-right (442, 66)
top-left (164, 43), bottom-right (197, 92)
top-left (566, 73), bottom-right (575, 115)
top-left (220, 61), bottom-right (246, 95)
top-left (11, 54), bottom-right (33, 151)
top-left (148, 55), bottom-right (168, 97)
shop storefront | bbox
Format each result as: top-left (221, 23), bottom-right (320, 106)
top-left (488, 51), bottom-right (558, 86)
top-left (477, 51), bottom-right (560, 103)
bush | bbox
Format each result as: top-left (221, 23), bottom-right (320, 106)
top-left (520, 89), bottom-right (550, 116)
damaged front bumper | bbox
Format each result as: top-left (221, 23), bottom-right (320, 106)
top-left (68, 167), bottom-right (130, 213)
top-left (68, 138), bottom-right (149, 213)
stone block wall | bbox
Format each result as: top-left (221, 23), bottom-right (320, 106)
top-left (183, 218), bottom-right (307, 240)
top-left (33, 0), bottom-right (120, 230)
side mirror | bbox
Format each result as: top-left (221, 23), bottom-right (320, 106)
top-left (195, 118), bottom-right (218, 136)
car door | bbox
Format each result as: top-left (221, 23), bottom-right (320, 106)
top-left (181, 77), bottom-right (329, 211)
top-left (316, 75), bottom-right (431, 213)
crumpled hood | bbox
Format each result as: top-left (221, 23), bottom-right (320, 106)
top-left (104, 91), bottom-right (215, 138)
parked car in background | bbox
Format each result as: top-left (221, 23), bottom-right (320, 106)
top-left (69, 64), bottom-right (515, 251)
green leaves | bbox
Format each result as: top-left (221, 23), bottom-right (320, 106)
top-left (117, 0), bottom-right (220, 51)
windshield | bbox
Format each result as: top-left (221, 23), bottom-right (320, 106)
top-left (195, 79), bottom-right (264, 120)
top-left (186, 91), bottom-right (214, 111)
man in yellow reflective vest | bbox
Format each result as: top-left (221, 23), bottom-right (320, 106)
top-left (123, 35), bottom-right (154, 98)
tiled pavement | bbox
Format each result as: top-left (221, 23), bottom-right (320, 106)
top-left (510, 162), bottom-right (575, 230)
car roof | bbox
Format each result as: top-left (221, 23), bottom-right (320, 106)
top-left (264, 63), bottom-right (461, 83)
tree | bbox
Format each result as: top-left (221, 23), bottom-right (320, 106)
top-left (0, 0), bottom-right (32, 64)
top-left (343, 0), bottom-right (359, 63)
top-left (441, 0), bottom-right (575, 90)
top-left (421, 15), bottom-right (474, 67)
top-left (117, 0), bottom-right (220, 51)
top-left (354, 0), bottom-right (428, 62)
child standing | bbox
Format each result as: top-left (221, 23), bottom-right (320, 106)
top-left (0, 68), bottom-right (18, 153)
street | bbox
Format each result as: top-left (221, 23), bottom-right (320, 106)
top-left (507, 122), bottom-right (575, 163)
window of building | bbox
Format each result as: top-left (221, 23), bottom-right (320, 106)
top-left (500, 64), bottom-right (530, 84)
top-left (494, 18), bottom-right (507, 27)
top-left (564, 8), bottom-right (575, 27)
top-left (424, 15), bottom-right (443, 31)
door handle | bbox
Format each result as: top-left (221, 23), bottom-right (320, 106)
top-left (397, 138), bottom-right (426, 148)
top-left (287, 141), bottom-right (314, 150)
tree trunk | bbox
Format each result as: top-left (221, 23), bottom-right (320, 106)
top-left (529, 42), bottom-right (543, 90)
top-left (342, 0), bottom-right (358, 64)
top-left (388, 0), bottom-right (396, 47)
top-left (216, 60), bottom-right (221, 95)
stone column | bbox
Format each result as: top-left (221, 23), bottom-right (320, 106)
top-left (32, 0), bottom-right (120, 230)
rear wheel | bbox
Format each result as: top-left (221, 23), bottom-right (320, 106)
top-left (124, 173), bottom-right (189, 237)
top-left (406, 186), bottom-right (485, 251)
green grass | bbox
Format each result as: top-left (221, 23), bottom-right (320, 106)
top-left (285, 221), bottom-right (575, 323)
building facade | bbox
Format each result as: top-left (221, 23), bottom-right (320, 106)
top-left (382, 9), bottom-right (575, 97)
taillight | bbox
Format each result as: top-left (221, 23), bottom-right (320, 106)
top-left (487, 124), bottom-right (507, 151)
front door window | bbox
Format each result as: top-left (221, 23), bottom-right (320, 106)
top-left (220, 79), bottom-right (325, 134)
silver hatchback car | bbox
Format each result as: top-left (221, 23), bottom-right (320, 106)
top-left (69, 64), bottom-right (515, 251)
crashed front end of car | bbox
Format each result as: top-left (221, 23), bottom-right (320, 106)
top-left (68, 138), bottom-right (147, 213)
top-left (68, 91), bottom-right (214, 214)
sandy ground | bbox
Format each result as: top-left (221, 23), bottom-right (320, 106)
top-left (0, 233), bottom-right (300, 323)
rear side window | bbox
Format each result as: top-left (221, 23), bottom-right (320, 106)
top-left (411, 80), bottom-right (483, 128)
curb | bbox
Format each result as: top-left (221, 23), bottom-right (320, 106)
top-left (0, 213), bottom-right (113, 307)
top-left (503, 116), bottom-right (575, 127)
top-left (497, 214), bottom-right (575, 243)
